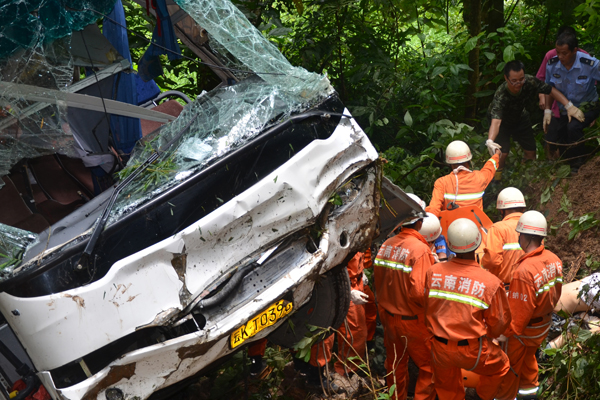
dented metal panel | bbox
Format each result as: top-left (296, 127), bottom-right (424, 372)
top-left (0, 259), bottom-right (183, 371)
top-left (0, 111), bottom-right (377, 378)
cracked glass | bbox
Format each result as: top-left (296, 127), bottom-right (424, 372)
top-left (0, 224), bottom-right (37, 276)
top-left (0, 0), bottom-right (332, 272)
top-left (0, 0), bottom-right (118, 181)
top-left (110, 0), bottom-right (332, 221)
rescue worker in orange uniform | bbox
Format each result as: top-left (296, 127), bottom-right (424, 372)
top-left (496, 211), bottom-right (563, 400)
top-left (362, 247), bottom-right (378, 343)
top-left (307, 252), bottom-right (369, 389)
top-left (419, 212), bottom-right (445, 263)
top-left (426, 140), bottom-right (500, 217)
top-left (481, 187), bottom-right (526, 286)
top-left (424, 218), bottom-right (511, 400)
top-left (336, 251), bottom-right (369, 375)
top-left (374, 194), bottom-right (436, 400)
top-left (248, 338), bottom-right (267, 375)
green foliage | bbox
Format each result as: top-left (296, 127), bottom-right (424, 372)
top-left (382, 119), bottom-right (482, 202)
top-left (377, 384), bottom-right (396, 400)
top-left (328, 192), bottom-right (343, 206)
top-left (541, 324), bottom-right (600, 399)
top-left (0, 250), bottom-right (21, 270)
top-left (540, 165), bottom-right (571, 205)
top-left (248, 346), bottom-right (291, 399)
top-left (293, 325), bottom-right (329, 362)
top-left (116, 135), bottom-right (177, 193)
top-left (123, 1), bottom-right (219, 100)
top-left (474, 26), bottom-right (532, 103)
top-left (207, 351), bottom-right (246, 398)
top-left (566, 212), bottom-right (600, 240)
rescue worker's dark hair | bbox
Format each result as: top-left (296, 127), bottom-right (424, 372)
top-left (520, 232), bottom-right (544, 246)
top-left (503, 60), bottom-right (525, 78)
top-left (556, 32), bottom-right (578, 51)
top-left (502, 207), bottom-right (526, 215)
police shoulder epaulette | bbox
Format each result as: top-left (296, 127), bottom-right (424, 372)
top-left (548, 56), bottom-right (559, 65)
top-left (581, 57), bottom-right (595, 67)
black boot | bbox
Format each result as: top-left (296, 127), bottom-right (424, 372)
top-left (249, 355), bottom-right (266, 376)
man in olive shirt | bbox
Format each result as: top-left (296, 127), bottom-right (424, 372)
top-left (486, 60), bottom-right (583, 179)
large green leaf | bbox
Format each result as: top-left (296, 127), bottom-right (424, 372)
top-left (503, 45), bottom-right (515, 62)
top-left (404, 110), bottom-right (413, 127)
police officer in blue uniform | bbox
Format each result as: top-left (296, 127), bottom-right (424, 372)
top-left (545, 31), bottom-right (600, 172)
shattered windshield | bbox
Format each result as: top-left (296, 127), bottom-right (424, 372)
top-left (0, 0), bottom-right (332, 271)
top-left (110, 0), bottom-right (332, 221)
top-left (0, 0), bottom-right (118, 182)
top-left (0, 224), bottom-right (38, 278)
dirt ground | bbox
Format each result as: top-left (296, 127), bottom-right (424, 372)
top-left (535, 156), bottom-right (600, 278)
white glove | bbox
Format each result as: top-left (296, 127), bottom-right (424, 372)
top-left (496, 334), bottom-right (508, 342)
top-left (565, 101), bottom-right (585, 123)
top-left (362, 274), bottom-right (369, 285)
top-left (543, 109), bottom-right (552, 133)
top-left (485, 139), bottom-right (502, 156)
top-left (351, 289), bottom-right (369, 305)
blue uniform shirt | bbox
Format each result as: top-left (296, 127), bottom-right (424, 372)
top-left (545, 51), bottom-right (600, 113)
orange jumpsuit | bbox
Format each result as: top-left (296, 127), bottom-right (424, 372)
top-left (309, 253), bottom-right (368, 375)
top-left (248, 338), bottom-right (267, 357)
top-left (480, 212), bottom-right (524, 284)
top-left (424, 258), bottom-right (511, 400)
top-left (374, 228), bottom-right (436, 400)
top-left (363, 248), bottom-right (378, 342)
top-left (426, 153), bottom-right (499, 217)
top-left (495, 245), bottom-right (563, 400)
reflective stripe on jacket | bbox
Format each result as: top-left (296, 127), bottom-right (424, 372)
top-left (504, 245), bottom-right (563, 346)
top-left (424, 257), bottom-right (511, 341)
top-left (374, 228), bottom-right (434, 316)
top-left (426, 153), bottom-right (499, 217)
top-left (481, 213), bottom-right (524, 284)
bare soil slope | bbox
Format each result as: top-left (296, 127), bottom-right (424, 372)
top-left (539, 156), bottom-right (600, 277)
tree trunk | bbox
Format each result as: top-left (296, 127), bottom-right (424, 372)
top-left (483, 0), bottom-right (504, 33)
top-left (463, 0), bottom-right (481, 120)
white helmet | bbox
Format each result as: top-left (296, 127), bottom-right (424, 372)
top-left (497, 187), bottom-right (526, 209)
top-left (419, 212), bottom-right (442, 242)
top-left (402, 193), bottom-right (426, 226)
top-left (516, 210), bottom-right (547, 237)
top-left (447, 218), bottom-right (481, 253)
top-left (445, 140), bottom-right (472, 164)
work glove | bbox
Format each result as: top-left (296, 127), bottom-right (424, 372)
top-left (565, 101), bottom-right (585, 123)
top-left (350, 289), bottom-right (369, 305)
top-left (362, 274), bottom-right (369, 285)
top-left (485, 139), bottom-right (502, 156)
top-left (543, 109), bottom-right (552, 133)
